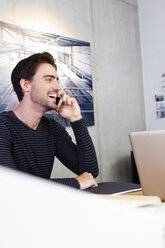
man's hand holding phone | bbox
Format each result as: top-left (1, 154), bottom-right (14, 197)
top-left (56, 92), bottom-right (82, 122)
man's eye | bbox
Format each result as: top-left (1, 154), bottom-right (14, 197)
top-left (46, 78), bottom-right (51, 82)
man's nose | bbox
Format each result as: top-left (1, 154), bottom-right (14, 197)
top-left (54, 80), bottom-right (61, 91)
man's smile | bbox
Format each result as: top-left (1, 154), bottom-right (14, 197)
top-left (48, 93), bottom-right (58, 103)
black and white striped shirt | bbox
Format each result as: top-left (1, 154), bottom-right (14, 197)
top-left (0, 111), bottom-right (99, 188)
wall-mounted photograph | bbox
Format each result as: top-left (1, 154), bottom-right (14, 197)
top-left (0, 21), bottom-right (94, 126)
top-left (155, 93), bottom-right (165, 119)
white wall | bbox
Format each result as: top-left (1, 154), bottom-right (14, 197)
top-left (91, 0), bottom-right (145, 182)
top-left (0, 0), bottom-right (145, 182)
top-left (138, 0), bottom-right (165, 130)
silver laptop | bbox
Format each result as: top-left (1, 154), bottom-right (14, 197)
top-left (129, 130), bottom-right (165, 201)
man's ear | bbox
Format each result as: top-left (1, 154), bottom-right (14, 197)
top-left (20, 79), bottom-right (31, 93)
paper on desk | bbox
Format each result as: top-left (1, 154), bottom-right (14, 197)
top-left (110, 187), bottom-right (142, 196)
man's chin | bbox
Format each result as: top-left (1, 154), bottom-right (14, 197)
top-left (46, 104), bottom-right (57, 111)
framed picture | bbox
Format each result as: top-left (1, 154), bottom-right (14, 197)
top-left (0, 21), bottom-right (94, 126)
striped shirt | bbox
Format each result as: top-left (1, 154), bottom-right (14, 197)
top-left (0, 111), bottom-right (98, 188)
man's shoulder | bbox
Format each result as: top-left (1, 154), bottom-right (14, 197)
top-left (0, 111), bottom-right (14, 134)
top-left (0, 111), bottom-right (13, 122)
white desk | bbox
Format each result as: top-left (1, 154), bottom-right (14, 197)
top-left (0, 167), bottom-right (164, 248)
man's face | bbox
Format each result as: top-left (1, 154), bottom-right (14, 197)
top-left (29, 63), bottom-right (61, 111)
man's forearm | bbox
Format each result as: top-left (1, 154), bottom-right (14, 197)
top-left (71, 118), bottom-right (99, 178)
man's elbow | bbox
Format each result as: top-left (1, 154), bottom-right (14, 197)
top-left (92, 167), bottom-right (99, 178)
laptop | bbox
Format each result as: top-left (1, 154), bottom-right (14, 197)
top-left (129, 130), bottom-right (165, 202)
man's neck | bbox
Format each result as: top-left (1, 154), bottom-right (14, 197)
top-left (13, 99), bottom-right (46, 130)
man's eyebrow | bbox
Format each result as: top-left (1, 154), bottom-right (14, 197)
top-left (43, 75), bottom-right (59, 80)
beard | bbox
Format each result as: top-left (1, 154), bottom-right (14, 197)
top-left (30, 85), bottom-right (55, 111)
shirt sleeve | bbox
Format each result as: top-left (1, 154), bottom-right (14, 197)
top-left (54, 118), bottom-right (99, 179)
top-left (0, 121), bottom-right (17, 169)
top-left (51, 178), bottom-right (80, 189)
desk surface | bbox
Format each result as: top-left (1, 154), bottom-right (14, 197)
top-left (126, 190), bottom-right (143, 195)
top-left (99, 190), bottom-right (162, 206)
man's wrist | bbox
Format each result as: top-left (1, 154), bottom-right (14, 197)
top-left (68, 114), bottom-right (82, 123)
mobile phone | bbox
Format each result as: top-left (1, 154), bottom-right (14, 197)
top-left (56, 97), bottom-right (63, 108)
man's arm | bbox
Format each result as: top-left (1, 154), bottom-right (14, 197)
top-left (54, 118), bottom-right (98, 189)
top-left (52, 172), bottom-right (98, 190)
top-left (70, 118), bottom-right (99, 178)
top-left (54, 93), bottom-right (99, 189)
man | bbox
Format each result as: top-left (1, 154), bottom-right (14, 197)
top-left (0, 52), bottom-right (98, 190)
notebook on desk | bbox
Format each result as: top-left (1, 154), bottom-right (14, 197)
top-left (129, 130), bottom-right (165, 202)
top-left (85, 182), bottom-right (142, 195)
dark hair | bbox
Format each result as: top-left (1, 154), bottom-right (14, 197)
top-left (11, 52), bottom-right (57, 101)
